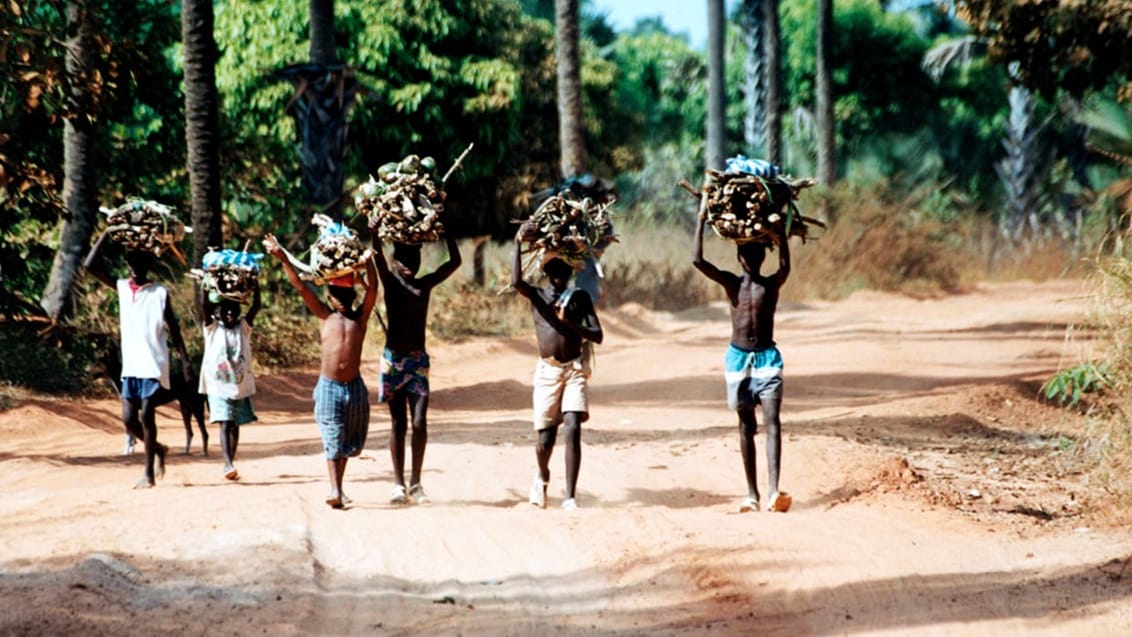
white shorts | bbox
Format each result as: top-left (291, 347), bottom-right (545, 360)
top-left (532, 355), bottom-right (590, 430)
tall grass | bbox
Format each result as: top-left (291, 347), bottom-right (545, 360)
top-left (1064, 254), bottom-right (1132, 522)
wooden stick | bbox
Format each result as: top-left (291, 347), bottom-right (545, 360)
top-left (442, 143), bottom-right (475, 184)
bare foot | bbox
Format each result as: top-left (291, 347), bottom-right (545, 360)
top-left (134, 477), bottom-right (155, 490)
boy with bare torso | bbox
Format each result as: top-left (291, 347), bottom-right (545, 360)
top-left (692, 211), bottom-right (793, 513)
top-left (367, 218), bottom-right (461, 504)
top-left (264, 234), bottom-right (378, 509)
top-left (511, 227), bottom-right (604, 510)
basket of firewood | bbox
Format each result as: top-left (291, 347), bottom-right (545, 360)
top-left (307, 214), bottom-right (371, 281)
top-left (516, 192), bottom-right (618, 276)
top-left (680, 158), bottom-right (824, 246)
top-left (355, 144), bottom-right (474, 244)
top-left (100, 199), bottom-right (191, 264)
top-left (190, 248), bottom-right (264, 303)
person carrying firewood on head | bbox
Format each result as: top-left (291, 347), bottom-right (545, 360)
top-left (365, 219), bottom-right (461, 505)
top-left (263, 228), bottom-right (378, 510)
top-left (511, 224), bottom-right (604, 511)
top-left (691, 156), bottom-right (809, 514)
top-left (83, 203), bottom-right (193, 490)
top-left (195, 249), bottom-right (264, 482)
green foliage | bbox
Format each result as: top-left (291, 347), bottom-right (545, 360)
top-left (1042, 362), bottom-right (1108, 408)
top-left (959, 0), bottom-right (1132, 101)
top-left (1, 1), bottom-right (185, 304)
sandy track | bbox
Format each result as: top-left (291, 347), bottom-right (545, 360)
top-left (2, 279), bottom-right (1131, 636)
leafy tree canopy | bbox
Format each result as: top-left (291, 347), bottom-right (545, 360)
top-left (957, 0), bottom-right (1132, 102)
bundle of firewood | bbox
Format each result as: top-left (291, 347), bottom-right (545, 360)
top-left (191, 249), bottom-right (263, 303)
top-left (307, 214), bottom-right (371, 281)
top-left (355, 145), bottom-right (473, 244)
top-left (518, 193), bottom-right (617, 270)
top-left (100, 200), bottom-right (190, 263)
top-left (681, 169), bottom-right (823, 246)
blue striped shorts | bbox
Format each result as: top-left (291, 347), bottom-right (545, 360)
top-left (724, 343), bottom-right (783, 411)
top-left (313, 376), bottom-right (369, 459)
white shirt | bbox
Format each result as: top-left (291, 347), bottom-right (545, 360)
top-left (199, 319), bottom-right (256, 400)
top-left (117, 279), bottom-right (170, 389)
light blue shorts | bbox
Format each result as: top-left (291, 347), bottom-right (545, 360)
top-left (724, 344), bottom-right (783, 411)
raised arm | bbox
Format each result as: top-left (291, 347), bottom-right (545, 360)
top-left (510, 228), bottom-right (537, 300)
top-left (358, 255), bottom-right (379, 321)
top-left (773, 233), bottom-right (791, 286)
top-left (691, 209), bottom-right (733, 290)
top-left (164, 297), bottom-right (193, 382)
top-left (263, 233), bottom-right (329, 319)
top-left (419, 233), bottom-right (462, 289)
top-left (199, 284), bottom-right (216, 327)
top-left (366, 216), bottom-right (393, 283)
top-left (244, 277), bottom-right (262, 326)
top-left (82, 229), bottom-right (116, 289)
top-left (558, 290), bottom-right (604, 345)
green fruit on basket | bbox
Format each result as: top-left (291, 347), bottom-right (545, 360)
top-left (377, 162), bottom-right (400, 183)
top-left (398, 154), bottom-right (420, 174)
top-left (420, 156), bottom-right (437, 173)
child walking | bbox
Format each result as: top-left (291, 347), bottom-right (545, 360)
top-left (199, 277), bottom-right (261, 481)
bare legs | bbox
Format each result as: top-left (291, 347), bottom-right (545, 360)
top-left (388, 393), bottom-right (428, 489)
top-left (534, 412), bottom-right (582, 504)
top-left (219, 421), bottom-right (239, 479)
top-left (123, 397), bottom-right (166, 489)
top-left (738, 396), bottom-right (783, 506)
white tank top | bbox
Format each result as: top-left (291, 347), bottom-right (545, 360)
top-left (117, 279), bottom-right (170, 389)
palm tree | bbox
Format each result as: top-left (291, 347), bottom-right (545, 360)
top-left (815, 0), bottom-right (836, 191)
top-left (274, 0), bottom-right (360, 220)
top-left (182, 0), bottom-right (223, 264)
top-left (706, 0), bottom-right (726, 171)
top-left (742, 0), bottom-right (782, 164)
top-left (741, 0), bottom-right (766, 156)
top-left (41, 1), bottom-right (99, 321)
top-left (555, 0), bottom-right (587, 178)
top-left (763, 0), bottom-right (782, 165)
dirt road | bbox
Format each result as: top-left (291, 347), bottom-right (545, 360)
top-left (2, 279), bottom-right (1130, 635)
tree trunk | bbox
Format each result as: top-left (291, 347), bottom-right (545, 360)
top-left (309, 0), bottom-right (336, 65)
top-left (741, 0), bottom-right (766, 157)
top-left (763, 0), bottom-right (782, 165)
top-left (276, 1), bottom-right (358, 220)
top-left (555, 0), bottom-right (587, 178)
top-left (183, 0), bottom-right (224, 265)
top-left (41, 2), bottom-right (99, 321)
top-left (706, 0), bottom-right (727, 171)
top-left (815, 0), bottom-right (836, 192)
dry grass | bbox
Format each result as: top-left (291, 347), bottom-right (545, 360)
top-left (1064, 254), bottom-right (1132, 523)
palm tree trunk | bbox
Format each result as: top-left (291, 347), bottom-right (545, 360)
top-left (555, 0), bottom-right (587, 178)
top-left (763, 0), bottom-right (782, 165)
top-left (183, 0), bottom-right (223, 264)
top-left (280, 0), bottom-right (356, 220)
top-left (41, 2), bottom-right (99, 321)
top-left (741, 0), bottom-right (766, 156)
top-left (309, 0), bottom-right (336, 65)
top-left (706, 0), bottom-right (727, 171)
top-left (815, 0), bottom-right (836, 190)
